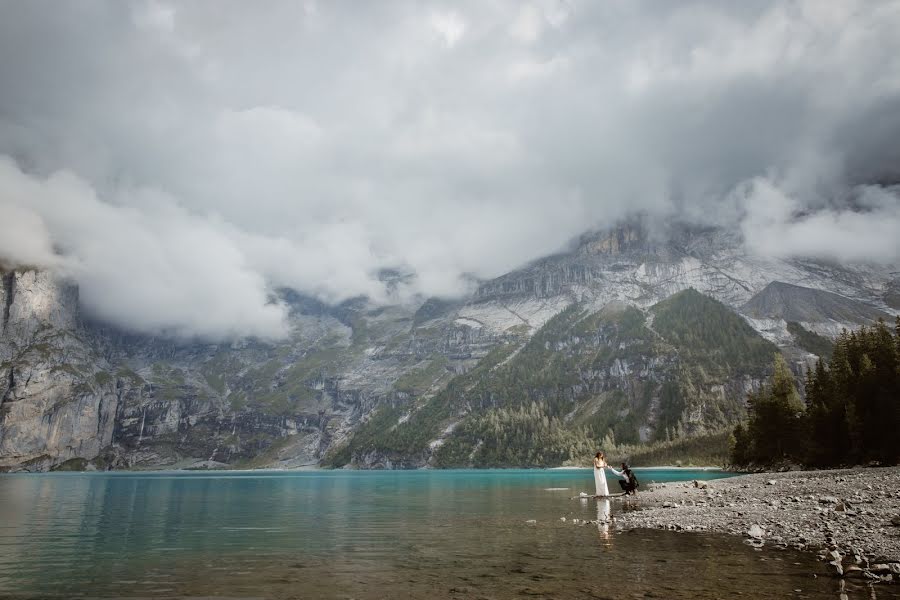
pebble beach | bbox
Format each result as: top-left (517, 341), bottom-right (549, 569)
top-left (613, 467), bottom-right (900, 584)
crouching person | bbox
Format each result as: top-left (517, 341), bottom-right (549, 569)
top-left (611, 463), bottom-right (638, 495)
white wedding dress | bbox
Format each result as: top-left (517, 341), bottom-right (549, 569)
top-left (593, 463), bottom-right (609, 496)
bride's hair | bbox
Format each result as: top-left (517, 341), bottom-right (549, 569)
top-left (595, 451), bottom-right (601, 459)
top-left (598, 451), bottom-right (605, 461)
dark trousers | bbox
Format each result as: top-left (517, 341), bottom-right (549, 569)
top-left (619, 479), bottom-right (636, 494)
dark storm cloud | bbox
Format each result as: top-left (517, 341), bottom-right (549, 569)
top-left (1, 0), bottom-right (899, 338)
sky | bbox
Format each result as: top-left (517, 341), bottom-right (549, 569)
top-left (1, 0), bottom-right (899, 339)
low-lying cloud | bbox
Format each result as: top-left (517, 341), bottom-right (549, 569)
top-left (1, 1), bottom-right (899, 338)
top-left (739, 179), bottom-right (900, 264)
top-left (0, 159), bottom-right (288, 339)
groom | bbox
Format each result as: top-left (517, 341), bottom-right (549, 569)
top-left (617, 463), bottom-right (638, 495)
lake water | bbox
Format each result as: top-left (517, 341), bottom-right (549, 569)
top-left (0, 468), bottom-right (891, 599)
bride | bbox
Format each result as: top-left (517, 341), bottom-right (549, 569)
top-left (592, 451), bottom-right (610, 496)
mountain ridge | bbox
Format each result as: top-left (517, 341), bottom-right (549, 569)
top-left (1, 223), bottom-right (897, 471)
top-left (742, 281), bottom-right (890, 324)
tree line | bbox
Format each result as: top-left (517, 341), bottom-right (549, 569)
top-left (731, 319), bottom-right (900, 468)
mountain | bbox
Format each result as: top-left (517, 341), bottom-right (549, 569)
top-left (742, 281), bottom-right (889, 326)
top-left (739, 280), bottom-right (892, 366)
top-left (0, 269), bottom-right (509, 472)
top-left (328, 290), bottom-right (776, 468)
top-left (1, 221), bottom-right (897, 471)
top-left (886, 277), bottom-right (900, 310)
top-left (0, 270), bottom-right (135, 471)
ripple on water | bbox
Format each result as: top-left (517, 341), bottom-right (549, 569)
top-left (0, 469), bottom-right (895, 599)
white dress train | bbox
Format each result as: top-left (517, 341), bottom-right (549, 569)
top-left (593, 464), bottom-right (609, 496)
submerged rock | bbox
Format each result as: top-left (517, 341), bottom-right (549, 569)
top-left (844, 565), bottom-right (864, 578)
top-left (827, 560), bottom-right (844, 577)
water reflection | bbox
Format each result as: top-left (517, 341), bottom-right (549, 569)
top-left (596, 499), bottom-right (611, 540)
top-left (0, 470), bottom-right (895, 599)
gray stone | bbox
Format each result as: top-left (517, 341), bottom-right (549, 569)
top-left (748, 524), bottom-right (765, 539)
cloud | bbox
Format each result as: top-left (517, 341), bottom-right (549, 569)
top-left (739, 177), bottom-right (900, 264)
top-left (0, 159), bottom-right (287, 340)
top-left (429, 11), bottom-right (466, 48)
top-left (0, 196), bottom-right (57, 270)
top-left (0, 0), bottom-right (899, 338)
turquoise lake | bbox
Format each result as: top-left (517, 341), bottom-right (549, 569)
top-left (0, 468), bottom-right (886, 599)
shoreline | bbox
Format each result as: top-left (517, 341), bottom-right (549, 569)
top-left (613, 466), bottom-right (900, 583)
top-left (4, 464), bottom-right (732, 475)
top-left (550, 465), bottom-right (727, 471)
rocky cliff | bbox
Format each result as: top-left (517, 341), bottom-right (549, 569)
top-left (0, 269), bottom-right (517, 471)
top-left (0, 270), bottom-right (122, 471)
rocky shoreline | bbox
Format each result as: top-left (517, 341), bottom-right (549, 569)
top-left (612, 467), bottom-right (900, 584)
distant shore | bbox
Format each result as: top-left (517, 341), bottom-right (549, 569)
top-left (7, 462), bottom-right (731, 474)
top-left (550, 465), bottom-right (726, 471)
top-left (614, 466), bottom-right (900, 584)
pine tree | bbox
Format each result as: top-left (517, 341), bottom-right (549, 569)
top-left (729, 423), bottom-right (749, 466)
top-left (733, 323), bottom-right (900, 469)
top-left (743, 354), bottom-right (804, 465)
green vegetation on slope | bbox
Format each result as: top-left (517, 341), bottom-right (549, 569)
top-left (393, 355), bottom-right (450, 394)
top-left (786, 321), bottom-right (833, 359)
top-left (252, 342), bottom-right (344, 413)
top-left (652, 288), bottom-right (777, 377)
top-left (322, 342), bottom-right (522, 466)
top-left (332, 290), bottom-right (781, 469)
top-left (433, 401), bottom-right (595, 467)
top-left (733, 319), bottom-right (900, 468)
top-left (198, 333), bottom-right (351, 416)
top-left (432, 304), bottom-right (665, 456)
top-left (611, 431), bottom-right (732, 468)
